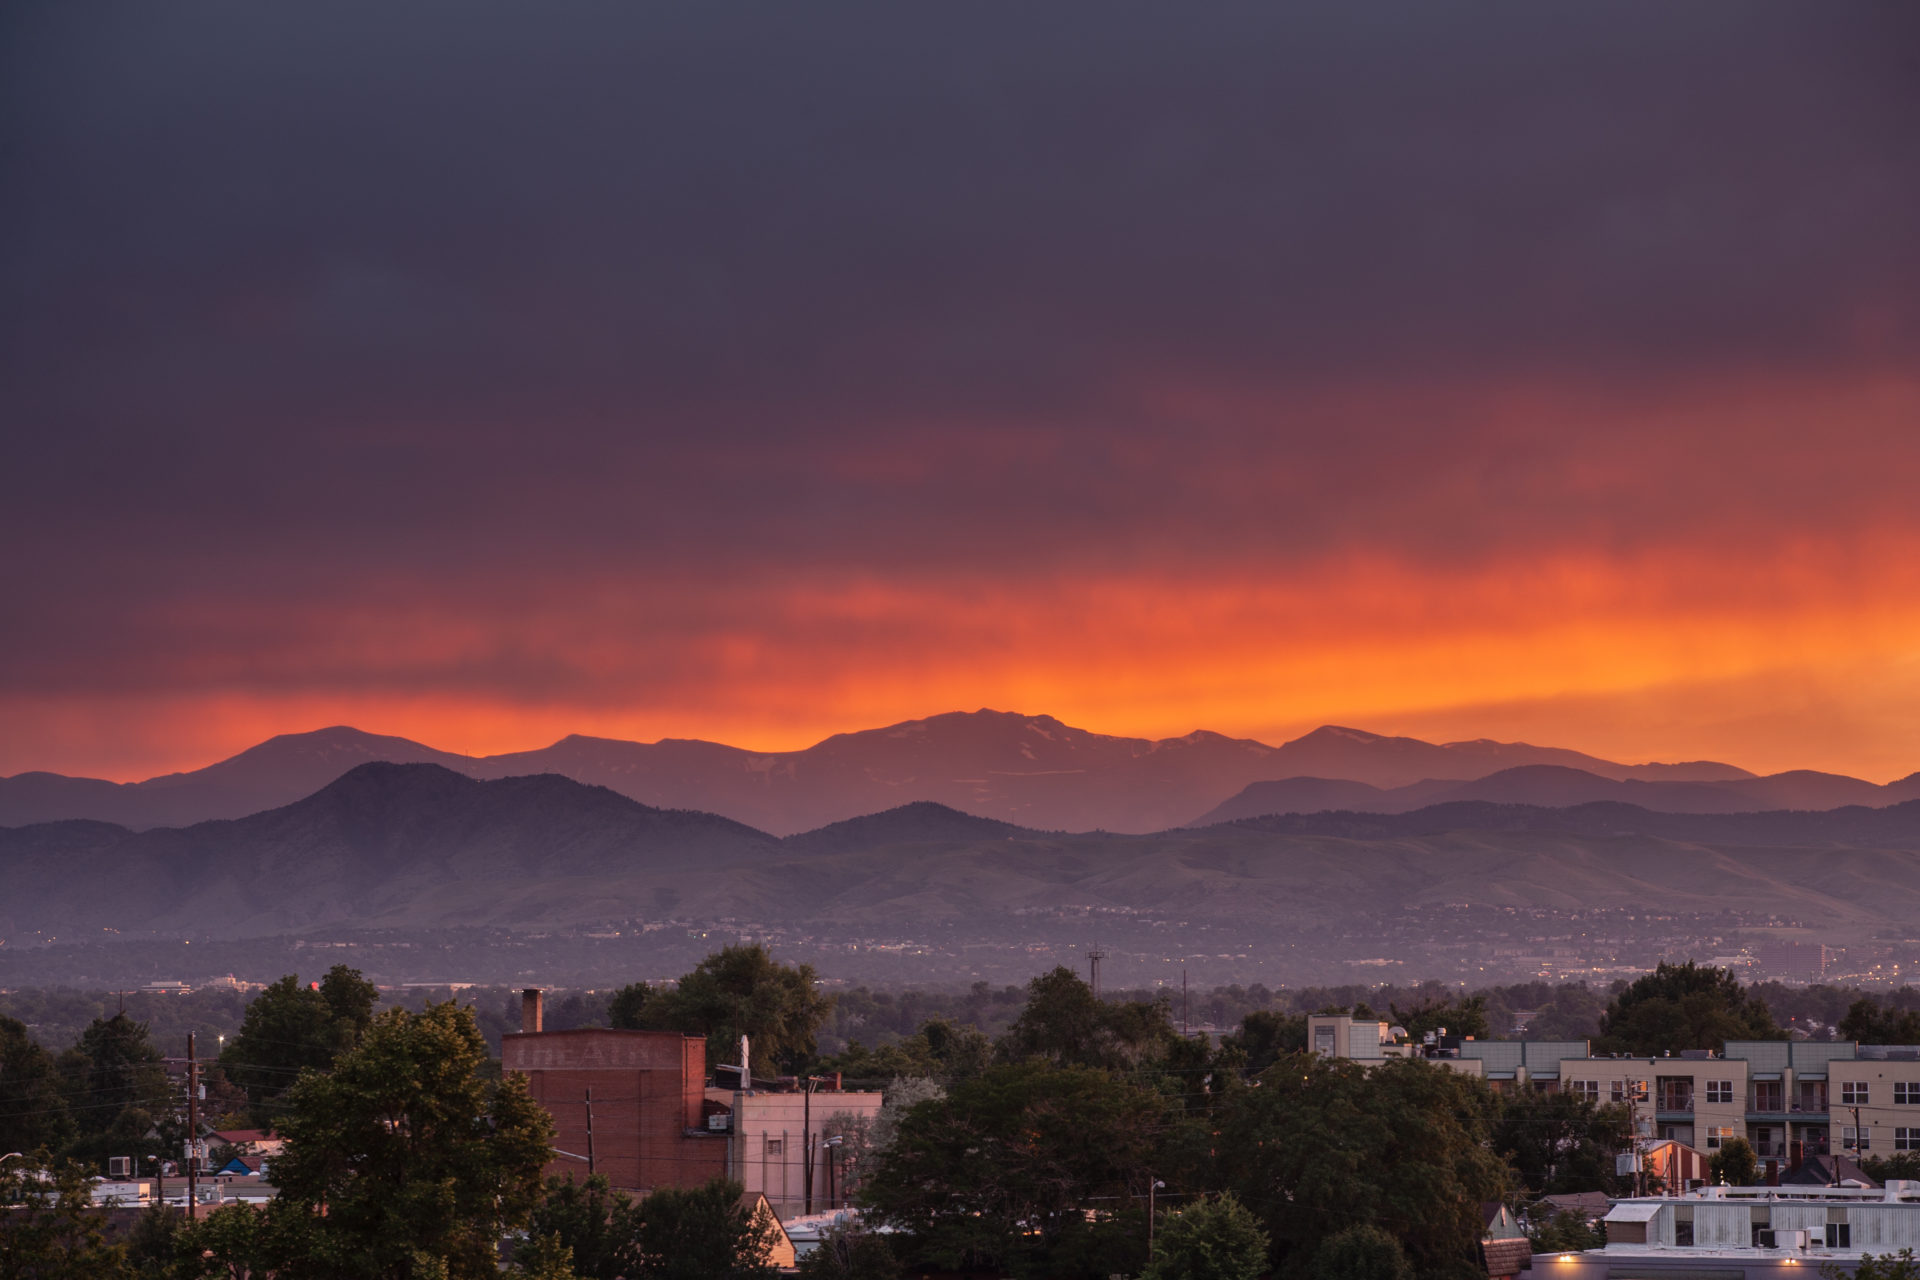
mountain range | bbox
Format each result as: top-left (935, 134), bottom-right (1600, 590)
top-left (9, 710), bottom-right (1887, 836)
top-left (1193, 763), bottom-right (1920, 826)
top-left (9, 762), bottom-right (1920, 944)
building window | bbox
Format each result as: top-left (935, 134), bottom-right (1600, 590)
top-left (1314, 1027), bottom-right (1335, 1056)
top-left (1613, 1080), bottom-right (1647, 1103)
top-left (1705, 1126), bottom-right (1735, 1150)
top-left (1898, 1128), bottom-right (1920, 1151)
top-left (1674, 1221), bottom-right (1694, 1247)
top-left (1843, 1126), bottom-right (1871, 1151)
top-left (1897, 1082), bottom-right (1920, 1105)
top-left (1827, 1224), bottom-right (1852, 1248)
top-left (1843, 1082), bottom-right (1870, 1105)
top-left (1569, 1079), bottom-right (1599, 1102)
top-left (1706, 1081), bottom-right (1733, 1104)
top-left (764, 1138), bottom-right (783, 1157)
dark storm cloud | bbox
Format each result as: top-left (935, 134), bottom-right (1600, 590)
top-left (2, 3), bottom-right (1917, 703)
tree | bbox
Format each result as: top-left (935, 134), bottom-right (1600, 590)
top-left (1528, 1207), bottom-right (1605, 1254)
top-left (512, 1233), bottom-right (582, 1280)
top-left (1141, 1193), bottom-right (1269, 1280)
top-left (172, 1203), bottom-right (273, 1280)
top-left (917, 1017), bottom-right (991, 1081)
top-left (1217, 1056), bottom-right (1509, 1279)
top-left (1863, 1152), bottom-right (1920, 1183)
top-left (862, 1060), bottom-right (1163, 1277)
top-left (317, 965), bottom-right (380, 1040)
top-left (631, 1177), bottom-right (780, 1280)
top-left (794, 1221), bottom-right (901, 1280)
top-left (0, 1014), bottom-right (72, 1155)
top-left (1839, 1249), bottom-right (1920, 1280)
top-left (995, 967), bottom-right (1176, 1071)
top-left (821, 1037), bottom-right (940, 1085)
top-left (1493, 1088), bottom-right (1630, 1196)
top-left (266, 1001), bottom-right (554, 1279)
top-left (59, 1011), bottom-right (171, 1169)
top-left (65, 1011), bottom-right (168, 1130)
top-left (1594, 962), bottom-right (1782, 1055)
top-left (1708, 1136), bottom-right (1759, 1187)
top-left (828, 1016), bottom-right (994, 1087)
top-left (1221, 1011), bottom-right (1305, 1076)
top-left (524, 1174), bottom-right (642, 1280)
top-left (1840, 998), bottom-right (1920, 1045)
top-left (841, 1077), bottom-right (944, 1188)
top-left (220, 966), bottom-right (378, 1123)
top-left (124, 1203), bottom-right (185, 1278)
top-left (606, 983), bottom-right (651, 1032)
top-left (637, 947), bottom-right (834, 1076)
top-left (0, 1150), bottom-right (128, 1278)
top-left (1310, 1225), bottom-right (1413, 1280)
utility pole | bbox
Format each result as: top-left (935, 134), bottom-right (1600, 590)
top-left (1088, 947), bottom-right (1105, 998)
top-left (1182, 969), bottom-right (1189, 1036)
top-left (186, 1032), bottom-right (198, 1221)
top-left (802, 1076), bottom-right (817, 1214)
top-left (585, 1087), bottom-right (596, 1176)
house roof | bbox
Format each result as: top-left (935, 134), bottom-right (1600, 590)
top-left (212, 1129), bottom-right (273, 1144)
top-left (1539, 1190), bottom-right (1611, 1220)
top-left (1480, 1237), bottom-right (1532, 1276)
top-left (1779, 1154), bottom-right (1879, 1188)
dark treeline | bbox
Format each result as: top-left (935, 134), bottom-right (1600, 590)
top-left (9, 974), bottom-right (1920, 1064)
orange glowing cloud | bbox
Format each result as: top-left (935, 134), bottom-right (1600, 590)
top-left (9, 517), bottom-right (1920, 783)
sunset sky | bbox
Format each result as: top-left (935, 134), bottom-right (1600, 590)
top-left (4, 5), bottom-right (1917, 783)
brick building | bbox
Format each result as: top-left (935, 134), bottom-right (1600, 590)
top-left (502, 990), bottom-right (727, 1193)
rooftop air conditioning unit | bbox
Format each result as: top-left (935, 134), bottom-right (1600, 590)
top-left (707, 1113), bottom-right (731, 1131)
top-left (108, 1157), bottom-right (132, 1177)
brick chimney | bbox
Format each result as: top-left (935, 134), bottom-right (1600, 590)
top-left (522, 988), bottom-right (543, 1034)
top-left (1788, 1140), bottom-right (1804, 1172)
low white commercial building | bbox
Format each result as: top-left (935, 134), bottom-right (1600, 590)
top-left (1543, 1182), bottom-right (1920, 1278)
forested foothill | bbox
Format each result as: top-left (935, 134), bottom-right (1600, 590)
top-left (9, 953), bottom-right (1920, 1275)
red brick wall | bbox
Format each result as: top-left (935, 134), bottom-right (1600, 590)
top-left (505, 1030), bottom-right (726, 1192)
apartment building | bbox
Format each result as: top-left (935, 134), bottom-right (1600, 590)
top-left (1830, 1046), bottom-right (1920, 1161)
top-left (1307, 1014), bottom-right (1920, 1170)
